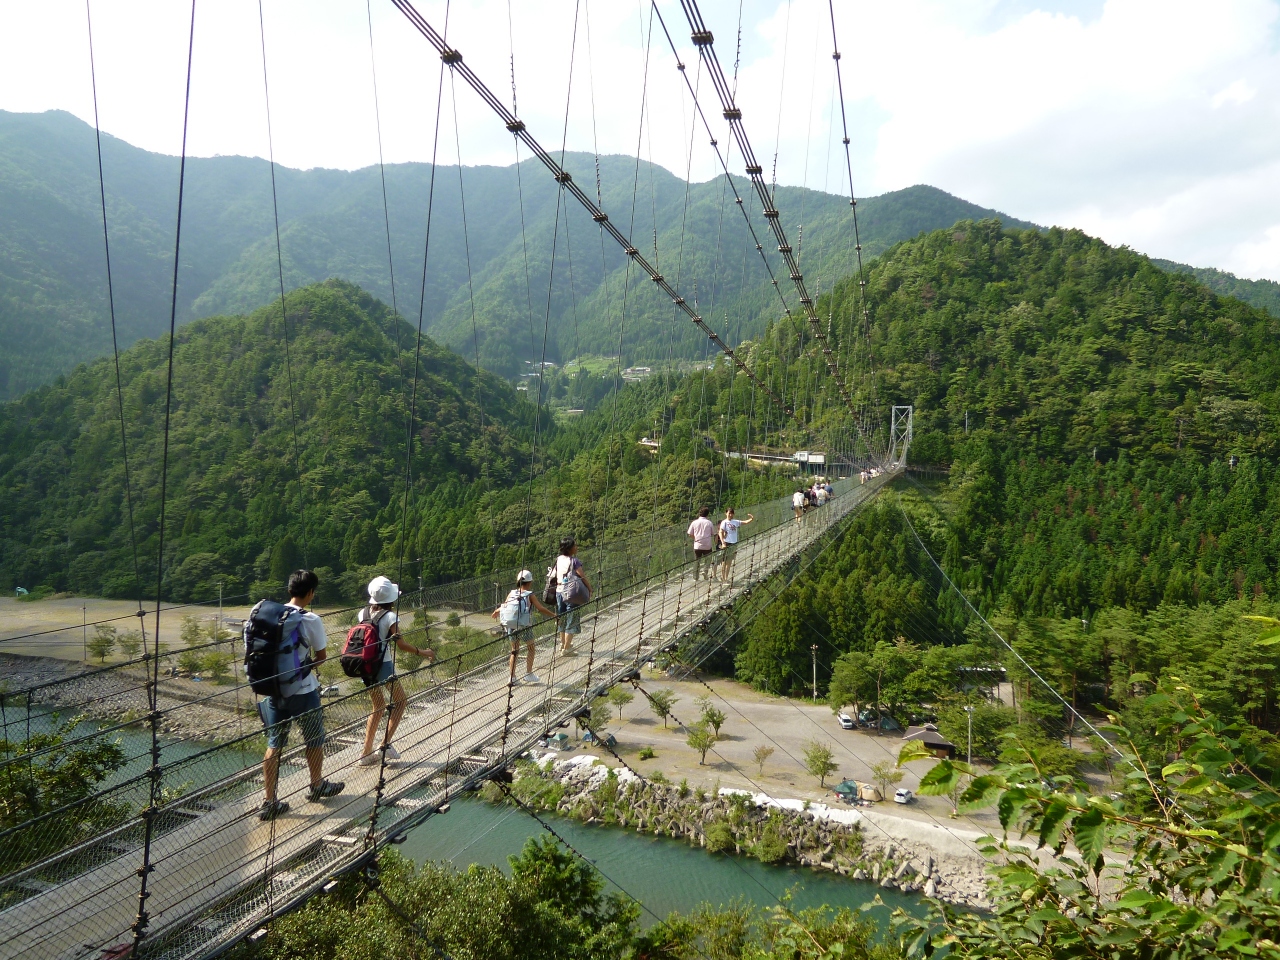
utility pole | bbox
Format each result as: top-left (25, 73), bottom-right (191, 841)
top-left (82, 604), bottom-right (87, 662)
top-left (964, 705), bottom-right (974, 768)
top-left (217, 581), bottom-right (223, 645)
top-left (811, 644), bottom-right (819, 701)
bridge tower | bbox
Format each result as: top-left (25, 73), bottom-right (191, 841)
top-left (889, 405), bottom-right (913, 466)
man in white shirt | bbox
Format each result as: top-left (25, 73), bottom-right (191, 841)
top-left (256, 569), bottom-right (344, 820)
top-left (716, 507), bottom-right (754, 582)
top-left (687, 507), bottom-right (717, 580)
top-left (792, 489), bottom-right (805, 521)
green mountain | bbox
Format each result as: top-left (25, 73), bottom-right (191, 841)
top-left (1150, 257), bottom-right (1280, 319)
top-left (0, 278), bottom-right (810, 601)
top-left (736, 220), bottom-right (1280, 734)
top-left (0, 108), bottom-right (1034, 400)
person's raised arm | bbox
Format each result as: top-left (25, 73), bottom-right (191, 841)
top-left (744, 513), bottom-right (755, 525)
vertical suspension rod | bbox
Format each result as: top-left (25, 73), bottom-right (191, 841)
top-left (675, 0), bottom-right (871, 448)
top-left (387, 0), bottom-right (801, 427)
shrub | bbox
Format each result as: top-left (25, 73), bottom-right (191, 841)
top-left (704, 820), bottom-right (734, 854)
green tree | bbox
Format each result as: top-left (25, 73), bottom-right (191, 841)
top-left (696, 698), bottom-right (727, 738)
top-left (647, 689), bottom-right (678, 729)
top-left (686, 723), bottom-right (716, 765)
top-left (178, 648), bottom-right (204, 676)
top-left (869, 760), bottom-right (903, 799)
top-left (86, 625), bottom-right (116, 663)
top-left (445, 611), bottom-right (462, 628)
top-left (268, 535), bottom-right (302, 587)
top-left (606, 686), bottom-right (634, 720)
top-left (752, 744), bottom-right (774, 777)
top-left (116, 629), bottom-right (143, 660)
top-left (180, 615), bottom-right (202, 648)
top-left (0, 716), bottom-right (128, 873)
top-left (802, 739), bottom-right (838, 787)
top-left (896, 681), bottom-right (1280, 959)
top-left (202, 651), bottom-right (233, 684)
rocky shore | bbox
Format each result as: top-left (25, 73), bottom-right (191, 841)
top-left (486, 752), bottom-right (994, 910)
top-left (0, 653), bottom-right (251, 744)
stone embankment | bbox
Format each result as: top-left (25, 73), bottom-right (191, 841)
top-left (489, 752), bottom-right (993, 910)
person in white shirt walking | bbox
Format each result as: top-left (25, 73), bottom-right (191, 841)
top-left (252, 569), bottom-right (344, 821)
top-left (491, 569), bottom-right (555, 684)
top-left (553, 538), bottom-right (592, 656)
top-left (792, 489), bottom-right (805, 522)
top-left (716, 507), bottom-right (754, 582)
top-left (687, 507), bottom-right (717, 580)
top-left (358, 576), bottom-right (434, 766)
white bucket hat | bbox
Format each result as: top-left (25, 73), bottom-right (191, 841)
top-left (517, 569), bottom-right (534, 584)
top-left (367, 575), bottom-right (400, 604)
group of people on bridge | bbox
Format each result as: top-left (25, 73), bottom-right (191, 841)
top-left (793, 480), bottom-right (835, 521)
top-left (246, 507), bottom-right (760, 821)
top-left (247, 504), bottom-right (763, 820)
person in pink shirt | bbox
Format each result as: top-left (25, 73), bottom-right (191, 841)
top-left (687, 507), bottom-right (717, 581)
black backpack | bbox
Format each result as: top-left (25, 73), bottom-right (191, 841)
top-left (243, 600), bottom-right (311, 698)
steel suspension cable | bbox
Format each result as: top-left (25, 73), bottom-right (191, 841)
top-left (133, 2), bottom-right (196, 950)
top-left (365, 0), bottom-right (409, 394)
top-left (674, 0), bottom-right (875, 453)
top-left (448, 67), bottom-right (485, 433)
top-left (388, 0), bottom-right (798, 427)
top-left (85, 0), bottom-right (145, 632)
top-left (826, 0), bottom-right (880, 449)
top-left (257, 0), bottom-right (311, 566)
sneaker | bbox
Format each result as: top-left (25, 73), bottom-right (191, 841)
top-left (358, 752), bottom-right (380, 766)
top-left (307, 779), bottom-right (345, 802)
top-left (383, 745), bottom-right (401, 761)
top-left (258, 799), bottom-right (289, 821)
top-left (523, 673), bottom-right (541, 685)
top-left (561, 647), bottom-right (577, 657)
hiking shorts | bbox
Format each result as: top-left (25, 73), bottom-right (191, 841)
top-left (719, 542), bottom-right (738, 562)
top-left (556, 595), bottom-right (582, 635)
top-left (507, 625), bottom-right (534, 650)
top-left (362, 658), bottom-right (396, 688)
top-left (258, 689), bottom-right (325, 750)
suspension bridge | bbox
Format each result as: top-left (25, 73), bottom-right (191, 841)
top-left (0, 0), bottom-right (917, 956)
top-left (0, 469), bottom-right (902, 960)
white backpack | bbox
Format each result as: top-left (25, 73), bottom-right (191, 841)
top-left (498, 590), bottom-right (531, 630)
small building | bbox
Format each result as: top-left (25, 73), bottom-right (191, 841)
top-left (902, 723), bottom-right (957, 759)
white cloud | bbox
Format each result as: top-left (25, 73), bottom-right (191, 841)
top-left (1, 0), bottom-right (1279, 281)
top-left (1212, 78), bottom-right (1258, 107)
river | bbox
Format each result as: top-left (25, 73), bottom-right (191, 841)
top-left (8, 710), bottom-right (927, 930)
top-left (398, 794), bottom-right (925, 928)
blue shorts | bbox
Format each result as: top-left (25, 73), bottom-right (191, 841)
top-left (258, 689), bottom-right (325, 750)
top-left (362, 658), bottom-right (396, 688)
top-left (556, 595), bottom-right (582, 635)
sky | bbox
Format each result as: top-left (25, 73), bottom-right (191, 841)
top-left (2, 0), bottom-right (1279, 282)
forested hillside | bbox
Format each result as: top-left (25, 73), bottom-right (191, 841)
top-left (0, 279), bottom-right (806, 602)
top-left (737, 220), bottom-right (1280, 737)
top-left (1152, 257), bottom-right (1280, 319)
top-left (0, 109), bottom-right (1031, 398)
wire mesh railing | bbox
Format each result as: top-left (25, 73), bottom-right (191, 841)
top-left (0, 470), bottom-right (894, 960)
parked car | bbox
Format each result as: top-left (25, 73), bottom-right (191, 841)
top-left (894, 788), bottom-right (914, 804)
top-left (837, 713), bottom-right (855, 730)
